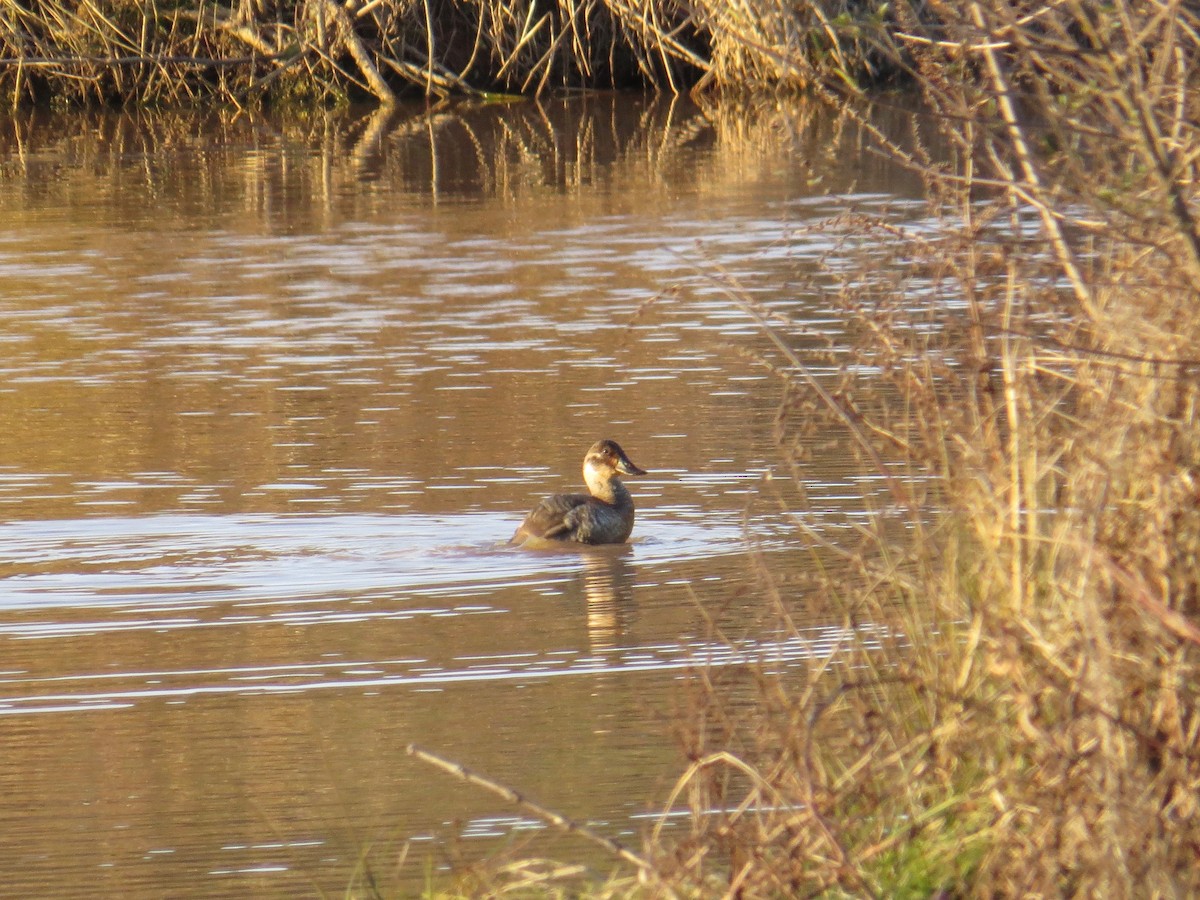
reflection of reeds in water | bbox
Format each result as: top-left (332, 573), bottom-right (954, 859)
top-left (0, 93), bottom-right (902, 226)
top-left (0, 0), bottom-right (892, 106)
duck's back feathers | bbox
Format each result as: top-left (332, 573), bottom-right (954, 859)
top-left (511, 492), bottom-right (591, 542)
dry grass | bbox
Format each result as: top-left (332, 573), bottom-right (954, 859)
top-left (0, 0), bottom-right (892, 107)
top-left (639, 2), bottom-right (1200, 896)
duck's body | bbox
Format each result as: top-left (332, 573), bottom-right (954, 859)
top-left (512, 440), bottom-right (647, 545)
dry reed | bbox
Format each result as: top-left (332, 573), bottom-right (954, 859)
top-left (0, 0), bottom-right (892, 107)
top-left (642, 1), bottom-right (1200, 896)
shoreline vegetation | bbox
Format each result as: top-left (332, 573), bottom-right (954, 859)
top-left (8, 0), bottom-right (889, 107)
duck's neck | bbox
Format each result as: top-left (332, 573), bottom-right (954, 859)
top-left (584, 466), bottom-right (631, 508)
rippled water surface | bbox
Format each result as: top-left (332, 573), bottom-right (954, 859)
top-left (0, 96), bottom-right (928, 896)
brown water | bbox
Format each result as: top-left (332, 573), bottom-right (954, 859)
top-left (0, 96), bottom-right (928, 896)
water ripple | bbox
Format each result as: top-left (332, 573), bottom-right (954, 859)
top-left (0, 623), bottom-right (899, 715)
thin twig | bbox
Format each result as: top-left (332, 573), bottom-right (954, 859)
top-left (405, 744), bottom-right (658, 877)
top-left (969, 1), bottom-right (1098, 321)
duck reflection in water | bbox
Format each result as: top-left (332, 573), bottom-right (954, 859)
top-left (580, 547), bottom-right (638, 652)
top-left (511, 440), bottom-right (647, 545)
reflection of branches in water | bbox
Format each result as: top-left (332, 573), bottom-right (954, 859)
top-left (0, 95), bottom-right (909, 227)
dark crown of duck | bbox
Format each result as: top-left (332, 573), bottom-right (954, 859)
top-left (585, 439), bottom-right (647, 479)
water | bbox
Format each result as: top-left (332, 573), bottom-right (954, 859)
top-left (0, 96), bottom-right (927, 896)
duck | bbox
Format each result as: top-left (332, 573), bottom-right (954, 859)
top-left (512, 440), bottom-right (647, 545)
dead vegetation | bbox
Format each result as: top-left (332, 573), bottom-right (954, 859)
top-left (642, 2), bottom-right (1200, 896)
top-left (0, 0), bottom-right (891, 106)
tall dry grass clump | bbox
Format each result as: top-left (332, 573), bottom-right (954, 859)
top-left (0, 0), bottom-right (703, 106)
top-left (640, 2), bottom-right (1200, 896)
top-left (0, 0), bottom-right (692, 105)
top-left (0, 0), bottom-right (891, 106)
top-left (689, 0), bottom-right (892, 91)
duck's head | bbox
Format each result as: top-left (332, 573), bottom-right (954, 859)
top-left (584, 439), bottom-right (647, 480)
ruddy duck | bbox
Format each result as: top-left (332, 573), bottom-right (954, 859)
top-left (512, 440), bottom-right (647, 545)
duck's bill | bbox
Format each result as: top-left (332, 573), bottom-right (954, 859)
top-left (617, 457), bottom-right (647, 477)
